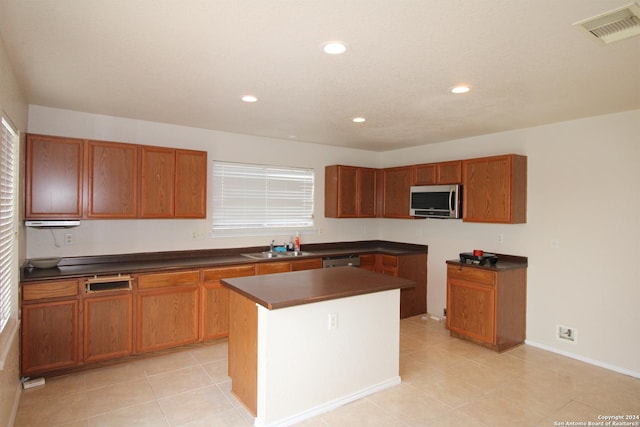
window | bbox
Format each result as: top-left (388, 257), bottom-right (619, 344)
top-left (0, 116), bottom-right (18, 336)
top-left (212, 161), bottom-right (314, 231)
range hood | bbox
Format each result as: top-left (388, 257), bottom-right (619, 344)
top-left (25, 220), bottom-right (81, 229)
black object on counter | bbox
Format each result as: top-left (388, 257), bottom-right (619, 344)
top-left (459, 252), bottom-right (499, 266)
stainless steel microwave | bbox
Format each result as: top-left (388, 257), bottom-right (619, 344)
top-left (410, 185), bottom-right (462, 219)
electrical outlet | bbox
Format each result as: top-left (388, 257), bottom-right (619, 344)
top-left (551, 239), bottom-right (560, 249)
top-left (497, 233), bottom-right (504, 244)
top-left (328, 313), bottom-right (338, 330)
top-left (64, 233), bottom-right (73, 245)
top-left (557, 325), bottom-right (576, 342)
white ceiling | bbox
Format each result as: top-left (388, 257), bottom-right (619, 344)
top-left (0, 0), bottom-right (638, 151)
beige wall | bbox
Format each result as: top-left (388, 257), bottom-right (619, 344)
top-left (0, 34), bottom-right (28, 427)
top-left (379, 110), bottom-right (640, 377)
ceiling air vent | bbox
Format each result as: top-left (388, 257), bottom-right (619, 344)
top-left (573, 2), bottom-right (640, 44)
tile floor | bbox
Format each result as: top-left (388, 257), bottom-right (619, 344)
top-left (15, 316), bottom-right (640, 426)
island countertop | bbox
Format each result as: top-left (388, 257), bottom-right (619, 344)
top-left (221, 266), bottom-right (415, 310)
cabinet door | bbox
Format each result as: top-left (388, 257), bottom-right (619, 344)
top-left (175, 149), bottom-right (207, 218)
top-left (436, 161), bottom-right (462, 184)
top-left (84, 293), bottom-right (133, 362)
top-left (87, 140), bottom-right (138, 218)
top-left (136, 286), bottom-right (200, 353)
top-left (447, 278), bottom-right (495, 344)
top-left (357, 167), bottom-right (377, 217)
top-left (325, 165), bottom-right (357, 218)
top-left (25, 134), bottom-right (84, 218)
top-left (380, 253), bottom-right (428, 319)
top-left (202, 265), bottom-right (255, 340)
top-left (414, 164), bottom-right (437, 185)
top-left (21, 300), bottom-right (80, 376)
top-left (415, 161), bottom-right (462, 185)
top-left (135, 270), bottom-right (200, 352)
top-left (463, 154), bottom-right (526, 223)
top-left (140, 146), bottom-right (175, 217)
top-left (382, 166), bottom-right (415, 218)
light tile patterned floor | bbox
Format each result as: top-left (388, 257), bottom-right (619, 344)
top-left (15, 316), bottom-right (640, 426)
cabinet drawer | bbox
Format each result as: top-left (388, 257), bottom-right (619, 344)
top-left (23, 280), bottom-right (79, 301)
top-left (380, 255), bottom-right (397, 268)
top-left (256, 262), bottom-right (291, 275)
top-left (447, 265), bottom-right (495, 286)
top-left (137, 270), bottom-right (200, 289)
top-left (291, 258), bottom-right (322, 271)
top-left (359, 254), bottom-right (376, 267)
top-left (203, 265), bottom-right (255, 282)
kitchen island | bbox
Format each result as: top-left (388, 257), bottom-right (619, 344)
top-left (221, 266), bottom-right (415, 427)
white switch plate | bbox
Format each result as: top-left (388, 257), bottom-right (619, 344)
top-left (328, 313), bottom-right (338, 330)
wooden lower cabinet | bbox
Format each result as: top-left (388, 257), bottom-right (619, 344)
top-left (370, 253), bottom-right (427, 319)
top-left (446, 264), bottom-right (526, 352)
top-left (202, 265), bottom-right (255, 340)
top-left (21, 299), bottom-right (80, 376)
top-left (84, 293), bottom-right (133, 362)
top-left (20, 251), bottom-right (425, 376)
top-left (135, 270), bottom-right (200, 353)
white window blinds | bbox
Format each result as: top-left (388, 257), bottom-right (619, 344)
top-left (0, 117), bottom-right (18, 334)
top-left (212, 161), bottom-right (314, 231)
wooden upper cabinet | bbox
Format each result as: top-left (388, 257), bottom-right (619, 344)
top-left (87, 140), bottom-right (138, 218)
top-left (175, 149), bottom-right (207, 218)
top-left (140, 146), bottom-right (206, 218)
top-left (325, 165), bottom-right (377, 218)
top-left (415, 160), bottom-right (462, 185)
top-left (140, 146), bottom-right (175, 217)
top-left (26, 134), bottom-right (84, 218)
top-left (26, 133), bottom-right (206, 220)
top-left (436, 160), bottom-right (462, 184)
top-left (382, 166), bottom-right (415, 218)
top-left (414, 163), bottom-right (437, 185)
top-left (462, 154), bottom-right (527, 224)
top-left (357, 167), bottom-right (377, 217)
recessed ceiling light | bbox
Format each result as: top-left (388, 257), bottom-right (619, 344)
top-left (352, 117), bottom-right (366, 123)
top-left (241, 95), bottom-right (258, 103)
top-left (322, 41), bottom-right (348, 55)
top-left (451, 85), bottom-right (470, 94)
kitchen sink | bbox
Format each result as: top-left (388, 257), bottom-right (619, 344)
top-left (280, 251), bottom-right (313, 257)
top-left (241, 251), bottom-right (313, 259)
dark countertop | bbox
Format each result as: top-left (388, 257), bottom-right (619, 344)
top-left (445, 253), bottom-right (528, 271)
top-left (21, 240), bottom-right (428, 282)
top-left (222, 266), bottom-right (415, 310)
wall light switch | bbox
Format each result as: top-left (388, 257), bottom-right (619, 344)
top-left (328, 313), bottom-right (338, 330)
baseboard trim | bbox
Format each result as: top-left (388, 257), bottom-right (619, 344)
top-left (525, 339), bottom-right (639, 379)
top-left (254, 376), bottom-right (402, 427)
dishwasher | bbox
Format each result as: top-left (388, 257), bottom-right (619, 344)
top-left (321, 254), bottom-right (361, 268)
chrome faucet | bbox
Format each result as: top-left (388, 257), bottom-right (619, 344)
top-left (269, 240), bottom-right (275, 252)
